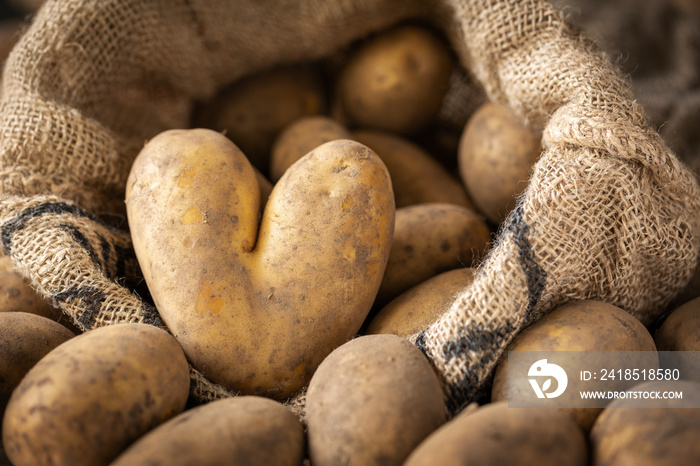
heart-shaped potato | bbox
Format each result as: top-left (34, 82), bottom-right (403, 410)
top-left (125, 129), bottom-right (394, 399)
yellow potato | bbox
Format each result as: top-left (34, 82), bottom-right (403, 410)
top-left (366, 267), bottom-right (475, 337)
top-left (126, 130), bottom-right (394, 399)
top-left (591, 380), bottom-right (700, 466)
top-left (491, 300), bottom-right (657, 431)
top-left (458, 102), bottom-right (541, 224)
top-left (376, 203), bottom-right (489, 306)
top-left (306, 334), bottom-right (446, 466)
top-left (112, 396), bottom-right (305, 466)
top-left (0, 312), bottom-right (74, 416)
top-left (194, 63), bottom-right (326, 174)
top-left (2, 323), bottom-right (190, 466)
top-left (336, 24), bottom-right (453, 133)
top-left (404, 401), bottom-right (588, 466)
top-left (353, 129), bottom-right (474, 209)
top-left (270, 116), bottom-right (353, 182)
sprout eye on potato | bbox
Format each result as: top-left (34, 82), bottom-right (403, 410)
top-left (126, 129), bottom-right (394, 399)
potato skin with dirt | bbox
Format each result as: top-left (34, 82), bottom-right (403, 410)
top-left (591, 380), bottom-right (700, 466)
top-left (337, 24), bottom-right (453, 133)
top-left (366, 267), bottom-right (476, 337)
top-left (376, 203), bottom-right (489, 306)
top-left (353, 129), bottom-right (474, 209)
top-left (112, 396), bottom-right (305, 466)
top-left (404, 401), bottom-right (588, 466)
top-left (2, 323), bottom-right (190, 466)
top-left (126, 130), bottom-right (394, 399)
top-left (0, 312), bottom-right (74, 415)
top-left (270, 116), bottom-right (353, 182)
top-left (458, 102), bottom-right (540, 224)
top-left (491, 300), bottom-right (657, 430)
top-left (306, 334), bottom-right (446, 466)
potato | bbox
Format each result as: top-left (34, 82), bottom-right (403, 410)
top-left (654, 297), bottom-right (700, 382)
top-left (194, 63), bottom-right (326, 174)
top-left (669, 258), bottom-right (700, 307)
top-left (590, 380), bottom-right (700, 466)
top-left (376, 203), bottom-right (489, 306)
top-left (0, 312), bottom-right (74, 416)
top-left (336, 24), bottom-right (453, 133)
top-left (306, 334), bottom-right (446, 466)
top-left (458, 102), bottom-right (541, 224)
top-left (112, 396), bottom-right (304, 466)
top-left (366, 267), bottom-right (476, 337)
top-left (656, 296), bottom-right (700, 352)
top-left (353, 129), bottom-right (474, 209)
top-left (126, 130), bottom-right (394, 399)
top-left (270, 116), bottom-right (353, 182)
top-left (0, 254), bottom-right (65, 323)
top-left (491, 300), bottom-right (657, 431)
top-left (2, 323), bottom-right (190, 466)
top-left (404, 401), bottom-right (588, 466)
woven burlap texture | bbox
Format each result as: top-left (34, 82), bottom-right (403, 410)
top-left (1, 0), bottom-right (699, 413)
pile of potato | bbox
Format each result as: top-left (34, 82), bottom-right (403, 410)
top-left (1, 19), bottom-right (699, 466)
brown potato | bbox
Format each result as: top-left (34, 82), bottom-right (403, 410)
top-left (126, 130), bottom-right (394, 399)
top-left (656, 296), bottom-right (700, 352)
top-left (376, 203), bottom-right (489, 306)
top-left (194, 63), bottom-right (326, 174)
top-left (670, 258), bottom-right (700, 307)
top-left (0, 312), bottom-right (74, 416)
top-left (655, 296), bottom-right (700, 382)
top-left (491, 300), bottom-right (657, 431)
top-left (270, 116), bottom-right (353, 182)
top-left (591, 380), bottom-right (700, 466)
top-left (458, 102), bottom-right (541, 224)
top-left (366, 267), bottom-right (476, 337)
top-left (0, 254), bottom-right (64, 323)
top-left (2, 323), bottom-right (190, 466)
top-left (306, 334), bottom-right (446, 466)
top-left (336, 24), bottom-right (453, 133)
top-left (404, 401), bottom-right (588, 466)
top-left (112, 396), bottom-right (305, 466)
top-left (353, 129), bottom-right (474, 209)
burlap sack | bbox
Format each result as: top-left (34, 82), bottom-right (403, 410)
top-left (1, 0), bottom-right (699, 415)
top-left (551, 0), bottom-right (700, 177)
